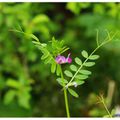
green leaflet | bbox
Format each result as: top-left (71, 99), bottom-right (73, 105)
top-left (44, 56), bottom-right (53, 64)
top-left (41, 52), bottom-right (49, 60)
top-left (81, 50), bottom-right (88, 58)
top-left (56, 64), bottom-right (61, 76)
top-left (75, 74), bottom-right (88, 80)
top-left (6, 79), bottom-right (20, 89)
top-left (84, 62), bottom-right (95, 67)
top-left (79, 69), bottom-right (92, 75)
top-left (4, 90), bottom-right (16, 105)
top-left (75, 57), bottom-right (82, 65)
top-left (18, 91), bottom-right (31, 109)
top-left (64, 70), bottom-right (73, 77)
top-left (51, 62), bottom-right (56, 73)
top-left (56, 78), bottom-right (68, 86)
top-left (75, 80), bottom-right (85, 86)
top-left (70, 64), bottom-right (77, 72)
top-left (89, 55), bottom-right (100, 60)
top-left (68, 88), bottom-right (79, 98)
top-left (30, 34), bottom-right (40, 42)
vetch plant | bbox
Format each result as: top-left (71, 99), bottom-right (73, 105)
top-left (13, 28), bottom-right (118, 117)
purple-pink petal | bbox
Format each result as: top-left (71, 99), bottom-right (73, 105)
top-left (55, 53), bottom-right (72, 64)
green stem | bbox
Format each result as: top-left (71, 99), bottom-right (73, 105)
top-left (100, 95), bottom-right (112, 118)
top-left (102, 101), bottom-right (112, 118)
top-left (60, 66), bottom-right (70, 118)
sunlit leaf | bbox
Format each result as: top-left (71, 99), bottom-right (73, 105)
top-left (6, 79), bottom-right (20, 88)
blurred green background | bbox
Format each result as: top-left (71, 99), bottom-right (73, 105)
top-left (0, 2), bottom-right (120, 117)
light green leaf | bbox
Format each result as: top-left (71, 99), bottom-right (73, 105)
top-left (56, 78), bottom-right (68, 86)
top-left (75, 80), bottom-right (85, 85)
top-left (44, 56), bottom-right (52, 64)
top-left (70, 64), bottom-right (77, 72)
top-left (79, 69), bottom-right (92, 75)
top-left (89, 55), bottom-right (100, 60)
top-left (81, 50), bottom-right (88, 58)
top-left (51, 62), bottom-right (56, 73)
top-left (4, 90), bottom-right (16, 105)
top-left (6, 79), bottom-right (20, 88)
top-left (75, 57), bottom-right (82, 65)
top-left (41, 53), bottom-right (49, 60)
top-left (84, 62), bottom-right (95, 67)
top-left (64, 70), bottom-right (73, 77)
top-left (75, 74), bottom-right (88, 80)
top-left (68, 88), bottom-right (79, 98)
top-left (56, 64), bottom-right (61, 76)
top-left (30, 34), bottom-right (39, 42)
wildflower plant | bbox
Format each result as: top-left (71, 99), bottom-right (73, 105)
top-left (13, 28), bottom-right (118, 117)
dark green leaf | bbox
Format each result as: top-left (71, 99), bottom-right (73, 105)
top-left (75, 57), bottom-right (82, 65)
top-left (64, 70), bottom-right (73, 77)
top-left (70, 64), bottom-right (77, 71)
top-left (68, 88), bottom-right (79, 98)
top-left (18, 91), bottom-right (31, 109)
top-left (81, 50), bottom-right (88, 58)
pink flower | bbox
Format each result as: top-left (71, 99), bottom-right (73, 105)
top-left (55, 53), bottom-right (72, 64)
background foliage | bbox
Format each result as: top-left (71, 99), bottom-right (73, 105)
top-left (0, 2), bottom-right (120, 117)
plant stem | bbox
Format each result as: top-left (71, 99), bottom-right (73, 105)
top-left (102, 101), bottom-right (112, 118)
top-left (60, 66), bottom-right (70, 118)
top-left (100, 95), bottom-right (112, 118)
